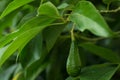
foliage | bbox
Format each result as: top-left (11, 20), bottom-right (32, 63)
top-left (0, 0), bottom-right (120, 80)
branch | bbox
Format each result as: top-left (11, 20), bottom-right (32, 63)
top-left (100, 7), bottom-right (120, 13)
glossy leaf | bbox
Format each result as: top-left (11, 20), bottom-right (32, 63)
top-left (25, 61), bottom-right (49, 80)
top-left (0, 0), bottom-right (9, 13)
top-left (37, 2), bottom-right (60, 18)
top-left (0, 16), bottom-right (56, 67)
top-left (0, 31), bottom-right (19, 48)
top-left (43, 24), bottom-right (65, 51)
top-left (0, 0), bottom-right (120, 79)
top-left (0, 16), bottom-right (55, 48)
top-left (0, 0), bottom-right (34, 19)
top-left (57, 3), bottom-right (69, 9)
top-left (80, 64), bottom-right (119, 80)
top-left (24, 41), bottom-right (49, 80)
top-left (80, 43), bottom-right (120, 63)
top-left (0, 64), bottom-right (17, 80)
top-left (17, 11), bottom-right (36, 27)
top-left (0, 9), bottom-right (19, 35)
top-left (70, 1), bottom-right (114, 37)
top-left (66, 64), bottom-right (119, 80)
top-left (20, 16), bottom-right (55, 31)
top-left (0, 27), bottom-right (42, 67)
top-left (19, 33), bottom-right (43, 68)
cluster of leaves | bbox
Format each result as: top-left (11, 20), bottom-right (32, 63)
top-left (0, 0), bottom-right (120, 80)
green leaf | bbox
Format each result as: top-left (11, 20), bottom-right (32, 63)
top-left (102, 0), bottom-right (120, 4)
top-left (80, 43), bottom-right (120, 63)
top-left (20, 16), bottom-right (55, 31)
top-left (80, 64), bottom-right (119, 80)
top-left (0, 32), bottom-right (20, 48)
top-left (17, 11), bottom-right (36, 28)
top-left (37, 2), bottom-right (60, 18)
top-left (43, 24), bottom-right (65, 51)
top-left (0, 9), bottom-right (20, 35)
top-left (0, 16), bottom-right (56, 67)
top-left (24, 41), bottom-right (50, 80)
top-left (70, 1), bottom-right (114, 37)
top-left (57, 3), bottom-right (69, 9)
top-left (0, 16), bottom-right (55, 48)
top-left (0, 0), bottom-right (17, 34)
top-left (12, 60), bottom-right (49, 80)
top-left (0, 0), bottom-right (9, 13)
top-left (25, 61), bottom-right (49, 80)
top-left (19, 33), bottom-right (43, 68)
top-left (0, 27), bottom-right (42, 67)
top-left (0, 0), bottom-right (34, 19)
top-left (0, 64), bottom-right (17, 80)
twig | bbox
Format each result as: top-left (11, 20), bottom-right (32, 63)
top-left (49, 22), bottom-right (65, 26)
top-left (71, 23), bottom-right (75, 41)
top-left (100, 7), bottom-right (120, 13)
top-left (77, 35), bottom-right (105, 41)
